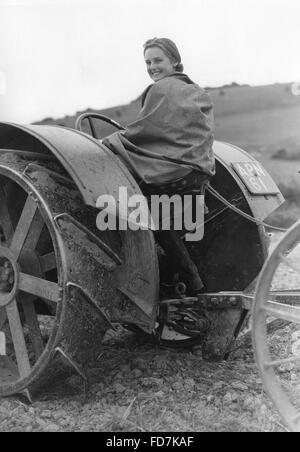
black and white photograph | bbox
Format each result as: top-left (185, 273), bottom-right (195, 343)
top-left (0, 0), bottom-right (300, 434)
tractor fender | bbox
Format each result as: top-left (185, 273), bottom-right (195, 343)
top-left (0, 122), bottom-right (160, 330)
top-left (212, 141), bottom-right (284, 220)
top-left (0, 122), bottom-right (142, 206)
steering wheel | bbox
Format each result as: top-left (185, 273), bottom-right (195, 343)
top-left (75, 113), bottom-right (125, 139)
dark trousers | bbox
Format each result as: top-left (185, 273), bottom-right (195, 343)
top-left (140, 170), bottom-right (210, 294)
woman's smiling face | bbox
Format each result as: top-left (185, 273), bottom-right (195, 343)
top-left (144, 46), bottom-right (176, 82)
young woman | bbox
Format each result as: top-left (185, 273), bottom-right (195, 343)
top-left (103, 38), bottom-right (215, 294)
top-left (103, 37), bottom-right (215, 187)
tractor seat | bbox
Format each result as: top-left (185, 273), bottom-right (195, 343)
top-left (139, 170), bottom-right (210, 196)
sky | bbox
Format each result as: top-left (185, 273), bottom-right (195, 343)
top-left (0, 0), bottom-right (300, 123)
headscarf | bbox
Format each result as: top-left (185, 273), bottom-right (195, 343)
top-left (143, 38), bottom-right (184, 73)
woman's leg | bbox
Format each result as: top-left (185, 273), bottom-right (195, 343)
top-left (155, 229), bottom-right (204, 293)
top-left (141, 171), bottom-right (209, 295)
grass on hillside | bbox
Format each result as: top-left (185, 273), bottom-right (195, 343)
top-left (214, 105), bottom-right (300, 156)
top-left (35, 82), bottom-right (300, 150)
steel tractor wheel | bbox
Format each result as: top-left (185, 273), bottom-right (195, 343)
top-left (0, 148), bottom-right (158, 398)
top-left (253, 221), bottom-right (300, 432)
top-left (0, 156), bottom-right (107, 397)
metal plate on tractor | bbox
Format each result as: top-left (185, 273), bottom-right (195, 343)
top-left (232, 161), bottom-right (280, 195)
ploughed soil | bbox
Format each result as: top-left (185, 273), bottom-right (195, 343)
top-left (0, 233), bottom-right (299, 432)
top-left (0, 331), bottom-right (274, 432)
top-left (0, 323), bottom-right (295, 433)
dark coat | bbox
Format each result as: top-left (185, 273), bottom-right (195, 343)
top-left (103, 72), bottom-right (215, 185)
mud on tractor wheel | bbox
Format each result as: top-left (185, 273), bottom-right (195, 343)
top-left (0, 123), bottom-right (160, 398)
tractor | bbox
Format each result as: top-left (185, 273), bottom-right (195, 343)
top-left (0, 114), bottom-right (292, 419)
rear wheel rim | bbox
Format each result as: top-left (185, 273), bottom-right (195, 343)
top-left (253, 221), bottom-right (300, 432)
top-left (0, 169), bottom-right (63, 394)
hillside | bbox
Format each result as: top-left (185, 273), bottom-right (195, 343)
top-left (34, 82), bottom-right (300, 157)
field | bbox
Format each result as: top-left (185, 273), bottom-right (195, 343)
top-left (214, 104), bottom-right (300, 155)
